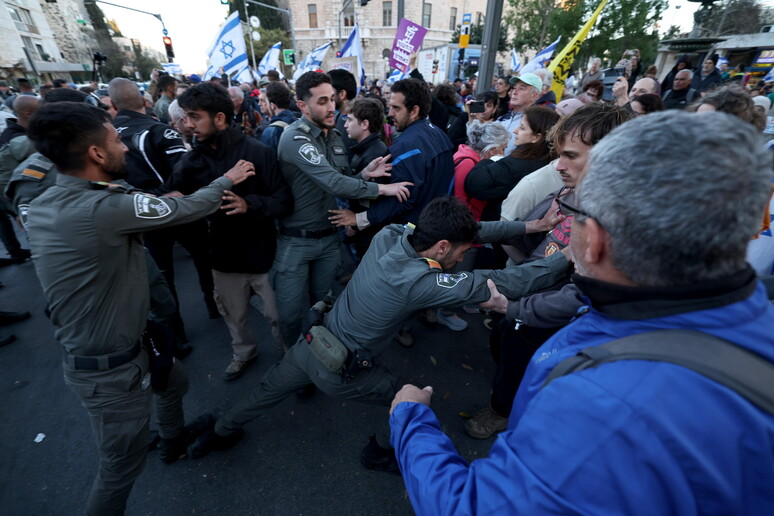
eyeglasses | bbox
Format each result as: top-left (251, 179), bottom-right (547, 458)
top-left (555, 191), bottom-right (594, 219)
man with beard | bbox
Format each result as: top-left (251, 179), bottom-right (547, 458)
top-left (170, 82), bottom-right (293, 381)
top-left (25, 101), bottom-right (255, 515)
top-left (272, 71), bottom-right (412, 347)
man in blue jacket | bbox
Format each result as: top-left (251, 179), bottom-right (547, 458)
top-left (389, 111), bottom-right (774, 515)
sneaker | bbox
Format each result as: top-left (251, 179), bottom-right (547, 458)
top-left (360, 435), bottom-right (400, 474)
top-left (223, 356), bottom-right (255, 381)
top-left (437, 309), bottom-right (468, 331)
top-left (188, 427), bottom-right (244, 460)
top-left (464, 407), bottom-right (509, 439)
top-left (394, 327), bottom-right (414, 348)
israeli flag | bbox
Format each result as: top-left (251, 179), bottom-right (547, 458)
top-left (234, 66), bottom-right (254, 84)
top-left (293, 41), bottom-right (333, 81)
top-left (716, 56), bottom-right (730, 68)
top-left (387, 68), bottom-right (406, 84)
top-left (521, 36), bottom-right (561, 75)
top-left (202, 64), bottom-right (218, 81)
top-left (765, 67), bottom-right (774, 83)
top-left (206, 11), bottom-right (249, 75)
top-left (511, 49), bottom-right (521, 73)
top-left (340, 23), bottom-right (365, 85)
top-left (258, 41), bottom-right (284, 78)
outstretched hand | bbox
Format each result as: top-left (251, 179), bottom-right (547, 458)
top-left (378, 182), bottom-right (413, 202)
top-left (479, 279), bottom-right (508, 314)
top-left (362, 155), bottom-right (393, 180)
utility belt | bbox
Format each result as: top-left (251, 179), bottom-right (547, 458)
top-left (305, 325), bottom-right (373, 381)
top-left (280, 226), bottom-right (338, 239)
top-left (64, 341), bottom-right (141, 371)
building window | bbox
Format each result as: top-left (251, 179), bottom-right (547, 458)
top-left (343, 2), bottom-right (354, 27)
top-left (308, 4), bottom-right (317, 28)
top-left (382, 1), bottom-right (392, 26)
top-left (7, 4), bottom-right (37, 33)
top-left (422, 3), bottom-right (431, 27)
top-left (21, 35), bottom-right (38, 60)
top-left (449, 7), bottom-right (457, 31)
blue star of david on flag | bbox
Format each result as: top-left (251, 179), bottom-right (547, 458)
top-left (220, 40), bottom-right (235, 60)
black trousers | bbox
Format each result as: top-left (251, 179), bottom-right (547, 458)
top-left (0, 207), bottom-right (23, 256)
top-left (489, 320), bottom-right (562, 417)
top-left (144, 220), bottom-right (215, 311)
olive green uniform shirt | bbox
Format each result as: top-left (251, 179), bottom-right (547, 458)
top-left (27, 174), bottom-right (232, 357)
top-left (276, 116), bottom-right (378, 230)
top-left (326, 221), bottom-right (570, 358)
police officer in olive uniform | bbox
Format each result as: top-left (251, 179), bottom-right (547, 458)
top-left (273, 71), bottom-right (413, 346)
top-left (25, 102), bottom-right (256, 515)
top-left (188, 196), bottom-right (570, 471)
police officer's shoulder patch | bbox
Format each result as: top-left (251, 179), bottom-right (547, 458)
top-left (133, 194), bottom-right (171, 219)
top-left (419, 257), bottom-right (441, 270)
top-left (298, 143), bottom-right (322, 165)
top-left (21, 168), bottom-right (46, 180)
top-left (436, 272), bottom-right (468, 289)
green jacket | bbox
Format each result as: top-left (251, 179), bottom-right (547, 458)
top-left (28, 174), bottom-right (232, 357)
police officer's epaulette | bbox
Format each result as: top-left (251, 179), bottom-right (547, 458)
top-left (297, 122), bottom-right (311, 133)
top-left (91, 181), bottom-right (128, 192)
top-left (419, 257), bottom-right (442, 270)
top-left (20, 160), bottom-right (50, 181)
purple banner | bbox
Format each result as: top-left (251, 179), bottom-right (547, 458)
top-left (389, 18), bottom-right (428, 73)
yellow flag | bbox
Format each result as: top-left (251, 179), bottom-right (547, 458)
top-left (547, 0), bottom-right (608, 100)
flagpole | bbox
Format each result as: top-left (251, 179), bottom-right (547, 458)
top-left (242, 1), bottom-right (258, 73)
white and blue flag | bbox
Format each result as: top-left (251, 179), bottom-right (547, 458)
top-left (717, 56), bottom-right (730, 69)
top-left (258, 41), bottom-right (284, 78)
top-left (387, 68), bottom-right (406, 84)
top-left (206, 11), bottom-right (249, 75)
top-left (234, 66), bottom-right (258, 84)
top-left (340, 23), bottom-right (365, 85)
top-left (293, 41), bottom-right (333, 81)
top-left (511, 49), bottom-right (521, 73)
top-left (765, 67), bottom-right (774, 83)
top-left (521, 36), bottom-right (561, 75)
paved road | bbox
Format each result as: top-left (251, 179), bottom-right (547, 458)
top-left (1, 240), bottom-right (502, 516)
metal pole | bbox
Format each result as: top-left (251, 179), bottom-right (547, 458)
top-left (244, 0), bottom-right (298, 72)
top-left (338, 0), bottom-right (354, 47)
top-left (91, 1), bottom-right (166, 32)
top-left (397, 0), bottom-right (404, 22)
top-left (288, 9), bottom-right (297, 71)
top-left (476, 0), bottom-right (504, 96)
top-left (242, 1), bottom-right (258, 72)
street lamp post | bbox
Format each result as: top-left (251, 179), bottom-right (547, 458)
top-left (244, 0), bottom-right (297, 72)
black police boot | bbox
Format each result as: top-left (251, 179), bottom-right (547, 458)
top-left (159, 433), bottom-right (188, 464)
top-left (360, 435), bottom-right (400, 474)
top-left (0, 311), bottom-right (31, 327)
top-left (188, 427), bottom-right (244, 460)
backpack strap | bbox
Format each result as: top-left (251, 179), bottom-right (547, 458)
top-left (269, 120), bottom-right (289, 129)
top-left (449, 156), bottom-right (476, 196)
top-left (543, 329), bottom-right (774, 416)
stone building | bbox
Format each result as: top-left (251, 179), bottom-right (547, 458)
top-left (0, 0), bottom-right (94, 84)
top-left (280, 0), bottom-right (488, 80)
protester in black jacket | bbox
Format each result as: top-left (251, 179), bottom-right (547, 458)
top-left (170, 83), bottom-right (293, 381)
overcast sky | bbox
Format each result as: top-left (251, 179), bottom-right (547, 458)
top-left (98, 0), bottom-right (752, 75)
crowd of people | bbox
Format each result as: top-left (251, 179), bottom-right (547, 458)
top-left (0, 46), bottom-right (773, 515)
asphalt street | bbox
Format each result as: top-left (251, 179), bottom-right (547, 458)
top-left (1, 235), bottom-right (502, 516)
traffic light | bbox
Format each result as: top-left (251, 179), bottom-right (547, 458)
top-left (162, 36), bottom-right (174, 61)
